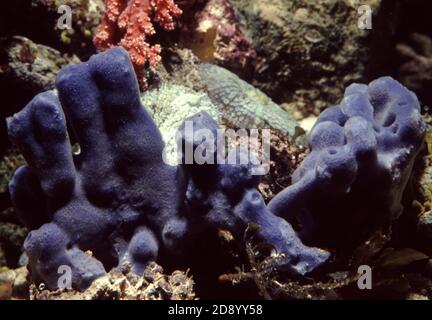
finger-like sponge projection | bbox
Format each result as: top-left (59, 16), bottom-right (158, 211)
top-left (7, 48), bottom-right (188, 290)
top-left (178, 112), bottom-right (329, 276)
top-left (7, 48), bottom-right (328, 290)
top-left (268, 78), bottom-right (426, 250)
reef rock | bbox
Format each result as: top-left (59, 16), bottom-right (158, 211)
top-left (0, 0), bottom-right (104, 57)
top-left (415, 122), bottom-right (432, 242)
top-left (0, 36), bottom-right (76, 94)
top-left (397, 33), bottom-right (432, 108)
top-left (0, 149), bottom-right (25, 195)
top-left (0, 36), bottom-right (78, 150)
top-left (228, 0), bottom-right (399, 116)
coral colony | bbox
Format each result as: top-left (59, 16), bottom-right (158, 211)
top-left (7, 47), bottom-right (426, 290)
top-left (93, 0), bottom-right (182, 87)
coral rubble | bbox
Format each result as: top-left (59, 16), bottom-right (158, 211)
top-left (30, 262), bottom-right (195, 300)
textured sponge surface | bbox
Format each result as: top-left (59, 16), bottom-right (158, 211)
top-left (269, 77), bottom-right (426, 249)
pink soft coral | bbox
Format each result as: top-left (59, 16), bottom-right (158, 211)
top-left (94, 0), bottom-right (182, 88)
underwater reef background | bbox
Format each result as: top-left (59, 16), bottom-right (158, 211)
top-left (1, 0), bottom-right (432, 300)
